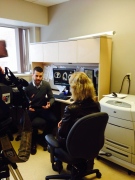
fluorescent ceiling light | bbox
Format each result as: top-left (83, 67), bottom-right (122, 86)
top-left (68, 31), bottom-right (116, 40)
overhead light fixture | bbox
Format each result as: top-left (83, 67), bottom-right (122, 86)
top-left (68, 31), bottom-right (116, 40)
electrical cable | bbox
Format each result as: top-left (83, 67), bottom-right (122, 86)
top-left (119, 75), bottom-right (131, 94)
top-left (127, 75), bottom-right (131, 94)
top-left (119, 75), bottom-right (127, 93)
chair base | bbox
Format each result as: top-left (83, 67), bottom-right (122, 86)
top-left (46, 174), bottom-right (71, 180)
top-left (45, 168), bottom-right (102, 180)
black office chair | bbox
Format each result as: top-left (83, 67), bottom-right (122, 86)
top-left (45, 112), bottom-right (108, 180)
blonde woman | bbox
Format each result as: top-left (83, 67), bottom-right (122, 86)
top-left (57, 72), bottom-right (100, 150)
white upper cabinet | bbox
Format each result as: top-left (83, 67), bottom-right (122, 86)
top-left (29, 43), bottom-right (43, 62)
top-left (43, 42), bottom-right (58, 62)
top-left (77, 38), bottom-right (100, 63)
top-left (58, 41), bottom-right (77, 63)
top-left (31, 37), bottom-right (112, 101)
top-left (29, 38), bottom-right (101, 63)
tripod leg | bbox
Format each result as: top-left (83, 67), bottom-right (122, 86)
top-left (8, 163), bottom-right (23, 180)
top-left (8, 165), bottom-right (18, 180)
top-left (14, 168), bottom-right (23, 180)
top-left (8, 165), bottom-right (23, 180)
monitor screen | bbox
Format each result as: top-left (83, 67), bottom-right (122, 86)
top-left (84, 68), bottom-right (97, 95)
top-left (53, 68), bottom-right (76, 87)
top-left (84, 69), bottom-right (94, 82)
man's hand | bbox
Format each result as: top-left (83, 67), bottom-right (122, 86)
top-left (29, 107), bottom-right (35, 111)
top-left (58, 120), bottom-right (62, 129)
top-left (42, 102), bottom-right (50, 109)
top-left (28, 100), bottom-right (35, 111)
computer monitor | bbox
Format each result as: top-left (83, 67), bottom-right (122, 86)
top-left (53, 68), bottom-right (76, 95)
top-left (84, 68), bottom-right (97, 95)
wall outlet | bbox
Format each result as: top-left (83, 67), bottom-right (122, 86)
top-left (126, 73), bottom-right (131, 80)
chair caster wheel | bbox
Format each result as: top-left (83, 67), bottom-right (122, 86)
top-left (52, 160), bottom-right (63, 174)
top-left (96, 171), bottom-right (102, 178)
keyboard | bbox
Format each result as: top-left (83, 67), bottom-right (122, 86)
top-left (53, 93), bottom-right (71, 100)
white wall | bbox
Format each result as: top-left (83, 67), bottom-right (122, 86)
top-left (0, 0), bottom-right (48, 26)
top-left (41, 0), bottom-right (135, 95)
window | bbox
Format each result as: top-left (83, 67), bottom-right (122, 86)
top-left (0, 27), bottom-right (17, 71)
top-left (0, 27), bottom-right (30, 73)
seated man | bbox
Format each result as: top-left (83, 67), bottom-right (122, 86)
top-left (24, 66), bottom-right (57, 155)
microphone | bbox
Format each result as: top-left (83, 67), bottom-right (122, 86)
top-left (16, 77), bottom-right (29, 87)
top-left (5, 67), bottom-right (29, 87)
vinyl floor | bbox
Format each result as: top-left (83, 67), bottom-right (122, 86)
top-left (4, 138), bottom-right (135, 180)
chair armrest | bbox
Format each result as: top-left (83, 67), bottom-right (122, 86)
top-left (45, 134), bottom-right (60, 148)
top-left (45, 134), bottom-right (61, 164)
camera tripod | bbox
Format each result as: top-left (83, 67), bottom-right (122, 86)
top-left (0, 152), bottom-right (23, 180)
top-left (0, 134), bottom-right (24, 180)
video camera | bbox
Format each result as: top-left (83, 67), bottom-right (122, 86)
top-left (0, 67), bottom-right (32, 177)
top-left (0, 40), bottom-right (32, 179)
top-left (0, 67), bottom-right (30, 134)
top-left (0, 67), bottom-right (29, 107)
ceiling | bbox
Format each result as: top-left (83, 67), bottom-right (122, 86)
top-left (24, 0), bottom-right (70, 7)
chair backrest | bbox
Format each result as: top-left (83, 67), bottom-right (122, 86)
top-left (66, 112), bottom-right (108, 159)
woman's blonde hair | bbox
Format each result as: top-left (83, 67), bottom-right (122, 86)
top-left (69, 72), bottom-right (96, 101)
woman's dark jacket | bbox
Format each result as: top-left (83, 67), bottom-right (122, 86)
top-left (57, 97), bottom-right (100, 149)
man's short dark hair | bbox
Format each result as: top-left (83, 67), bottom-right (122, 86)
top-left (33, 66), bottom-right (43, 73)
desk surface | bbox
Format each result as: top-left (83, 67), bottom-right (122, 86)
top-left (52, 90), bottom-right (74, 105)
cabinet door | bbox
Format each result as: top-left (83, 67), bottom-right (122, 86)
top-left (59, 41), bottom-right (77, 63)
top-left (29, 43), bottom-right (43, 62)
top-left (43, 42), bottom-right (58, 62)
top-left (77, 38), bottom-right (100, 63)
